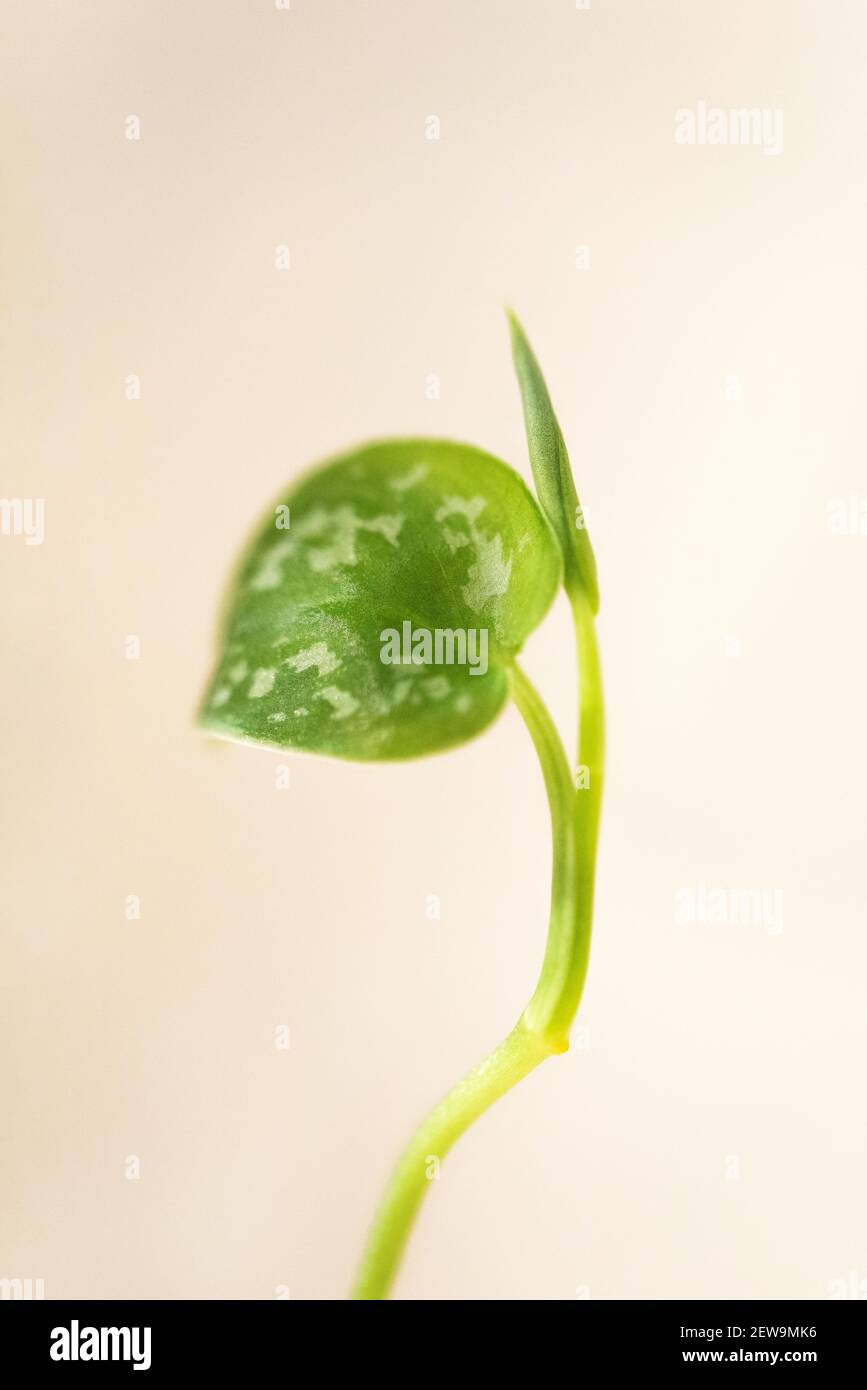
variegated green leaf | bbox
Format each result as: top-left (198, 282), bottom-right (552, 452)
top-left (199, 438), bottom-right (561, 761)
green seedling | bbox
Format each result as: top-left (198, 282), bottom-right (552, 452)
top-left (199, 314), bottom-right (605, 1299)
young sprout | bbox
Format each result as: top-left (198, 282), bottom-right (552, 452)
top-left (199, 315), bottom-right (604, 1299)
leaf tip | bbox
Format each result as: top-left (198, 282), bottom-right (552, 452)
top-left (505, 307), bottom-right (531, 363)
top-left (506, 311), bottom-right (600, 614)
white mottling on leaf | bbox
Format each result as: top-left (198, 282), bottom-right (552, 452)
top-left (389, 463), bottom-right (429, 492)
top-left (455, 694), bottom-right (472, 714)
top-left (435, 495), bottom-right (487, 526)
top-left (463, 533), bottom-right (512, 611)
top-left (390, 679), bottom-right (412, 707)
top-left (300, 506), bottom-right (404, 572)
top-left (284, 642), bottom-right (341, 677)
top-left (364, 513), bottom-right (404, 545)
top-left (210, 686), bottom-right (231, 708)
top-left (442, 526), bottom-right (470, 553)
top-left (246, 506), bottom-right (403, 589)
top-left (294, 707), bottom-right (309, 717)
top-left (316, 686), bottom-right (359, 720)
top-left (248, 668), bottom-right (276, 698)
top-left (268, 712), bottom-right (286, 723)
top-left (249, 538), bottom-right (295, 591)
top-left (227, 661), bottom-right (248, 684)
top-left (434, 495), bottom-right (512, 612)
top-left (425, 676), bottom-right (450, 700)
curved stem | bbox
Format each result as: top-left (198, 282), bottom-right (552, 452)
top-left (524, 588), bottom-right (605, 1041)
top-left (351, 617), bottom-right (604, 1300)
top-left (351, 1019), bottom-right (555, 1300)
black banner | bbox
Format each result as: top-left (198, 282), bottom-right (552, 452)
top-left (2, 1299), bottom-right (862, 1373)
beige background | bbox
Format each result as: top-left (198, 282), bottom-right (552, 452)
top-left (2, 0), bottom-right (866, 1301)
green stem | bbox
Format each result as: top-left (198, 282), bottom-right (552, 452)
top-left (351, 1019), bottom-right (554, 1300)
top-left (523, 587), bottom-right (605, 1042)
top-left (351, 601), bottom-right (604, 1300)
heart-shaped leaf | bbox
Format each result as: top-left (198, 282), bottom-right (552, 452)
top-left (199, 438), bottom-right (561, 760)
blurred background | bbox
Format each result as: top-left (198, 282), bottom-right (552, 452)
top-left (2, 0), bottom-right (866, 1300)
